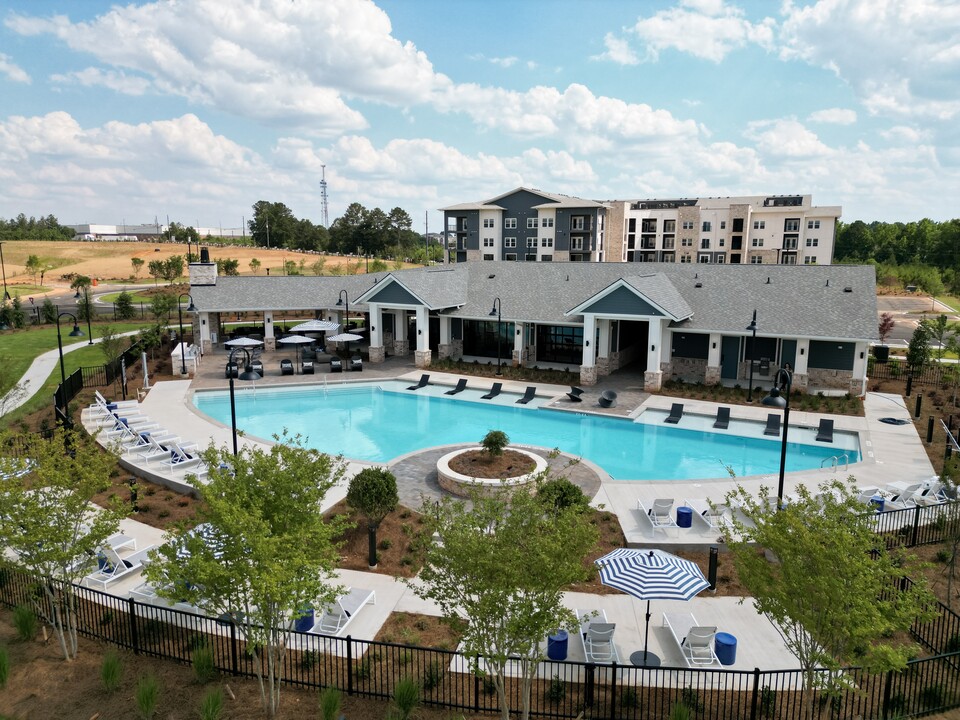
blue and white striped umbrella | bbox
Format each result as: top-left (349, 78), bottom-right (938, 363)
top-left (594, 548), bottom-right (709, 667)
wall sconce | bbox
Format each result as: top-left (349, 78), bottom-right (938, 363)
top-left (800, 348), bottom-right (805, 355)
top-left (371, 326), bottom-right (376, 331)
top-left (266, 317), bottom-right (271, 324)
top-left (585, 340), bottom-right (590, 347)
top-left (651, 344), bottom-right (656, 351)
top-left (516, 329), bottom-right (521, 336)
top-left (201, 319), bottom-right (206, 325)
top-left (859, 351), bottom-right (864, 359)
top-left (712, 342), bottom-right (716, 349)
top-left (418, 329), bottom-right (422, 335)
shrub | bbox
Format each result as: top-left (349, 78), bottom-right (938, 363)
top-left (620, 686), bottom-right (638, 709)
top-left (392, 677), bottom-right (421, 720)
top-left (379, 538), bottom-right (393, 550)
top-left (421, 660), bottom-right (443, 691)
top-left (759, 685), bottom-right (776, 716)
top-left (936, 549), bottom-right (952, 563)
top-left (920, 683), bottom-right (948, 708)
top-left (546, 674), bottom-right (565, 703)
top-left (482, 676), bottom-right (497, 695)
top-left (101, 650), bottom-right (123, 692)
top-left (192, 644), bottom-right (216, 684)
top-left (669, 702), bottom-right (692, 720)
top-left (537, 477), bottom-right (589, 513)
top-left (319, 687), bottom-right (341, 720)
top-left (136, 674), bottom-right (161, 719)
top-left (301, 649), bottom-right (319, 670)
top-left (199, 687), bottom-right (224, 720)
top-left (480, 429), bottom-right (509, 458)
top-left (681, 686), bottom-right (703, 712)
top-left (0, 645), bottom-right (9, 688)
top-left (12, 605), bottom-right (37, 641)
top-left (355, 659), bottom-right (372, 680)
top-left (946, 634), bottom-right (960, 653)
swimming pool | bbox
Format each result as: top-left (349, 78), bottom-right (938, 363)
top-left (192, 381), bottom-right (861, 481)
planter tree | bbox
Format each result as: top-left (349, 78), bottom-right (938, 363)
top-left (346, 467), bottom-right (398, 568)
top-left (480, 429), bottom-right (509, 460)
top-left (413, 477), bottom-right (598, 720)
top-left (723, 479), bottom-right (936, 718)
top-left (0, 429), bottom-right (127, 661)
top-left (144, 435), bottom-right (350, 719)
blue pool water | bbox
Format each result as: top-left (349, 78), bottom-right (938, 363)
top-left (193, 382), bottom-right (860, 481)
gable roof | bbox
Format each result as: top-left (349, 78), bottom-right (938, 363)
top-left (566, 274), bottom-right (693, 321)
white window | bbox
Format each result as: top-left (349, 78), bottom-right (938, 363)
top-left (805, 237), bottom-right (819, 247)
top-left (698, 254), bottom-right (710, 263)
top-left (807, 219), bottom-right (820, 229)
top-left (527, 217), bottom-right (538, 229)
top-left (682, 220), bottom-right (695, 230)
top-left (540, 237), bottom-right (553, 248)
top-left (750, 255), bottom-right (763, 264)
top-left (540, 255), bottom-right (553, 262)
top-left (505, 218), bottom-right (517, 229)
top-left (715, 254), bottom-right (725, 263)
top-left (720, 221), bottom-right (726, 229)
top-left (482, 237), bottom-right (494, 247)
top-left (718, 238), bottom-right (725, 247)
top-left (571, 217), bottom-right (585, 231)
top-left (504, 237), bottom-right (516, 248)
top-left (804, 255), bottom-right (817, 265)
top-left (753, 220), bottom-right (765, 230)
top-left (680, 255), bottom-right (692, 263)
top-left (541, 218), bottom-right (554, 228)
top-left (702, 221), bottom-right (712, 232)
top-left (681, 237), bottom-right (693, 247)
top-left (571, 237), bottom-right (583, 250)
top-left (751, 238), bottom-right (764, 247)
top-left (784, 218), bottom-right (800, 232)
top-left (700, 239), bottom-right (710, 249)
top-left (483, 253), bottom-right (494, 261)
top-left (505, 253), bottom-right (517, 261)
top-left (526, 237), bottom-right (537, 248)
top-left (483, 218), bottom-right (494, 228)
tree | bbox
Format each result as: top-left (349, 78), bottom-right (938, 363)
top-left (724, 479), bottom-right (936, 716)
top-left (878, 312), bottom-right (895, 345)
top-left (98, 325), bottom-right (125, 364)
top-left (906, 322), bottom-right (932, 373)
top-left (136, 323), bottom-right (164, 359)
top-left (310, 257), bottom-right (327, 276)
top-left (24, 254), bottom-right (42, 284)
top-left (150, 293), bottom-right (176, 323)
top-left (346, 467), bottom-right (398, 568)
top-left (160, 255), bottom-right (185, 282)
top-left (76, 290), bottom-right (93, 323)
top-left (481, 429), bottom-right (509, 458)
top-left (114, 291), bottom-right (136, 320)
top-left (144, 436), bottom-right (350, 718)
top-left (0, 429), bottom-right (127, 660)
top-left (413, 480), bottom-right (598, 720)
top-left (921, 313), bottom-right (952, 362)
top-left (249, 201), bottom-right (297, 249)
top-left (215, 258), bottom-right (239, 276)
top-left (147, 259), bottom-right (163, 285)
top-left (10, 296), bottom-right (26, 329)
top-left (41, 298), bottom-right (56, 324)
top-left (131, 257), bottom-right (144, 280)
top-left (249, 258), bottom-right (261, 275)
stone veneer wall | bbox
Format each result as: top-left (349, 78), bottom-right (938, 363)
top-left (604, 202), bottom-right (626, 262)
top-left (807, 368), bottom-right (854, 390)
top-left (394, 338), bottom-right (409, 357)
top-left (552, 250), bottom-right (570, 262)
top-left (668, 357), bottom-right (708, 381)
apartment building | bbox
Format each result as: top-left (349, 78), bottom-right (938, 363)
top-left (441, 188), bottom-right (606, 263)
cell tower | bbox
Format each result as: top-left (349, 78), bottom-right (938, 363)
top-left (319, 164), bottom-right (330, 228)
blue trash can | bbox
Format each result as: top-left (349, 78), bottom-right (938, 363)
top-left (870, 495), bottom-right (885, 512)
top-left (677, 506), bottom-right (693, 528)
top-left (547, 630), bottom-right (568, 661)
top-left (715, 632), bottom-right (737, 666)
top-left (294, 608), bottom-right (315, 633)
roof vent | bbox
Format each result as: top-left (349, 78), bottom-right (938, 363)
top-left (695, 282), bottom-right (703, 288)
top-left (766, 277), bottom-right (771, 284)
top-left (825, 279), bottom-right (830, 287)
top-left (488, 274), bottom-right (495, 279)
top-left (566, 274), bottom-right (570, 281)
top-left (844, 286), bottom-right (853, 293)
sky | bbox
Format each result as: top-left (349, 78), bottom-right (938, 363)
top-left (0, 0), bottom-right (958, 231)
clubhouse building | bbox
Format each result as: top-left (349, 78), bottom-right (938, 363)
top-left (188, 259), bottom-right (877, 395)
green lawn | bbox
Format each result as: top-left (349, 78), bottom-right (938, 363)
top-left (935, 295), bottom-right (960, 312)
top-left (97, 290), bottom-right (158, 303)
top-left (5, 285), bottom-right (50, 297)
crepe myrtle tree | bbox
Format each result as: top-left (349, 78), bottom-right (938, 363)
top-left (723, 478), bottom-right (936, 718)
top-left (346, 467), bottom-right (398, 568)
top-left (412, 475), bottom-right (598, 720)
top-left (144, 434), bottom-right (351, 719)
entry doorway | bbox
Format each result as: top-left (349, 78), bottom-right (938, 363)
top-left (720, 336), bottom-right (740, 379)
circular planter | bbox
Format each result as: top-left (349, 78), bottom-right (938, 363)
top-left (437, 447), bottom-right (547, 498)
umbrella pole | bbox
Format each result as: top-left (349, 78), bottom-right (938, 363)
top-left (643, 599), bottom-right (651, 660)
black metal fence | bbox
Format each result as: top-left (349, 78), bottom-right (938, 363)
top-left (868, 360), bottom-right (947, 387)
top-left (1, 566), bottom-right (960, 720)
top-left (53, 342), bottom-right (143, 422)
top-left (873, 500), bottom-right (960, 549)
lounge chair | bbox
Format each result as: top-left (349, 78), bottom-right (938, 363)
top-left (84, 545), bottom-right (156, 590)
top-left (566, 386), bottom-right (585, 402)
top-left (713, 407), bottom-right (730, 429)
top-left (407, 374), bottom-right (430, 391)
top-left (308, 587), bottom-right (377, 636)
top-left (664, 403), bottom-right (684, 424)
top-left (763, 413), bottom-right (781, 437)
top-left (445, 378), bottom-right (468, 395)
top-left (481, 382), bottom-right (502, 400)
top-left (663, 613), bottom-right (720, 667)
top-left (598, 390), bottom-right (617, 408)
top-left (815, 419), bottom-right (834, 443)
top-left (280, 359), bottom-right (294, 376)
top-left (683, 499), bottom-right (730, 530)
top-left (301, 360), bottom-right (315, 375)
top-left (330, 357), bottom-right (342, 373)
top-left (636, 499), bottom-right (679, 538)
top-left (133, 435), bottom-right (178, 464)
top-left (516, 387), bottom-right (536, 404)
top-left (251, 360), bottom-right (264, 376)
top-left (160, 442), bottom-right (201, 471)
top-left (575, 610), bottom-right (620, 664)
top-left (225, 361), bottom-right (239, 379)
top-left (350, 356), bottom-right (363, 372)
top-left (94, 390), bottom-right (138, 412)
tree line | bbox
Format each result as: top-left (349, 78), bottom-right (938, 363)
top-left (0, 214), bottom-right (74, 241)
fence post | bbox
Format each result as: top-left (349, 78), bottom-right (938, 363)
top-left (881, 668), bottom-right (894, 720)
top-left (915, 394), bottom-right (922, 418)
top-left (584, 663), bottom-right (595, 707)
top-left (128, 597), bottom-right (140, 655)
top-left (911, 504), bottom-right (922, 547)
top-left (230, 620), bottom-right (239, 676)
top-left (749, 668), bottom-right (761, 720)
top-left (608, 661), bottom-right (617, 720)
top-left (346, 635), bottom-right (354, 695)
top-left (474, 672), bottom-right (481, 712)
top-left (928, 416), bottom-right (935, 443)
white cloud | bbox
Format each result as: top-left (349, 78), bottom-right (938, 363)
top-left (744, 118), bottom-right (831, 158)
top-left (51, 67), bottom-right (152, 96)
top-left (807, 108), bottom-right (857, 125)
top-left (591, 33), bottom-right (640, 65)
top-left (489, 56), bottom-right (518, 68)
top-left (0, 52), bottom-right (30, 83)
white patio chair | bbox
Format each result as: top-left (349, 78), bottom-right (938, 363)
top-left (83, 545), bottom-right (156, 590)
top-left (311, 587), bottom-right (376, 636)
top-left (683, 499), bottom-right (730, 530)
top-left (681, 626), bottom-right (719, 666)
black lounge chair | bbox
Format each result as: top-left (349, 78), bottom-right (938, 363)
top-left (598, 390), bottom-right (617, 408)
top-left (713, 406), bottom-right (730, 430)
top-left (664, 403), bottom-right (684, 424)
top-left (481, 382), bottom-right (502, 400)
top-left (330, 357), bottom-right (342, 373)
top-left (349, 356), bottom-right (363, 372)
top-left (250, 360), bottom-right (264, 376)
top-left (815, 418), bottom-right (834, 443)
top-left (301, 360), bottom-right (315, 375)
top-left (445, 378), bottom-right (468, 395)
top-left (764, 413), bottom-right (781, 437)
top-left (407, 374), bottom-right (430, 391)
top-left (567, 386), bottom-right (585, 402)
top-left (225, 361), bottom-right (239, 379)
top-left (516, 386), bottom-right (536, 405)
top-left (280, 359), bottom-right (294, 376)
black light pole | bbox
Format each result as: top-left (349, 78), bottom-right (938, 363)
top-left (489, 297), bottom-right (502, 376)
top-left (336, 290), bottom-right (350, 356)
top-left (761, 364), bottom-right (793, 508)
top-left (56, 312), bottom-right (84, 386)
top-left (746, 309), bottom-right (757, 403)
top-left (177, 293), bottom-right (197, 375)
top-left (84, 285), bottom-right (94, 344)
top-left (0, 241), bottom-right (9, 300)
top-left (227, 347), bottom-right (262, 457)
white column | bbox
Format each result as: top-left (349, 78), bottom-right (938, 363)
top-left (439, 316), bottom-right (451, 345)
top-left (598, 320), bottom-right (611, 360)
top-left (851, 340), bottom-right (868, 389)
top-left (647, 320), bottom-right (664, 371)
top-left (416, 306), bottom-right (429, 352)
top-left (513, 321), bottom-right (524, 356)
top-left (707, 333), bottom-right (721, 366)
top-left (794, 338), bottom-right (810, 374)
top-left (199, 312), bottom-right (212, 350)
top-left (263, 311), bottom-right (274, 340)
top-left (581, 314), bottom-right (596, 368)
top-left (369, 303), bottom-right (383, 348)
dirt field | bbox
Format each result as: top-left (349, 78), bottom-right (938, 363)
top-left (0, 240), bottom-right (391, 293)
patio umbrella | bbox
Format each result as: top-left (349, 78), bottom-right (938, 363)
top-left (277, 334), bottom-right (315, 371)
top-left (326, 331), bottom-right (363, 356)
top-left (290, 319), bottom-right (340, 333)
top-left (224, 337), bottom-right (263, 348)
top-left (595, 548), bottom-right (709, 667)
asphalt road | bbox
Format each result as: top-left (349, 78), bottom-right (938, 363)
top-left (877, 296), bottom-right (959, 347)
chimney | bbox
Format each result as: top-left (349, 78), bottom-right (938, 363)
top-left (189, 247), bottom-right (218, 286)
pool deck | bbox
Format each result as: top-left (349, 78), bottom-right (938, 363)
top-left (78, 355), bottom-right (938, 676)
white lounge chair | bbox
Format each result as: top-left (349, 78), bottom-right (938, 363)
top-left (683, 499), bottom-right (730, 530)
top-left (636, 499), bottom-right (679, 538)
top-left (309, 587), bottom-right (376, 636)
top-left (84, 545), bottom-right (156, 590)
top-left (160, 442), bottom-right (201, 471)
top-left (575, 609), bottom-right (620, 664)
top-left (663, 612), bottom-right (720, 667)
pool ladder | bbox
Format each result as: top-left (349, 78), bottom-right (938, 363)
top-left (821, 453), bottom-right (850, 472)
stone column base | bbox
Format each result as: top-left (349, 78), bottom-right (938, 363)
top-left (792, 373), bottom-right (809, 390)
top-left (705, 366), bottom-right (721, 385)
top-left (596, 356), bottom-right (611, 376)
top-left (512, 349), bottom-right (522, 367)
top-left (438, 343), bottom-right (452, 360)
top-left (368, 346), bottom-right (385, 363)
top-left (644, 371), bottom-right (663, 392)
top-left (414, 349), bottom-right (431, 368)
top-left (394, 339), bottom-right (410, 357)
top-left (579, 365), bottom-right (598, 386)
top-left (849, 377), bottom-right (864, 397)
top-left (201, 340), bottom-right (212, 354)
top-left (264, 337), bottom-right (276, 351)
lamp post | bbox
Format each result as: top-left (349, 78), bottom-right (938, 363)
top-left (336, 290), bottom-right (350, 355)
top-left (746, 309), bottom-right (757, 403)
top-left (761, 364), bottom-right (793, 508)
top-left (489, 297), bottom-right (502, 376)
top-left (56, 311), bottom-right (84, 386)
top-left (227, 347), bottom-right (262, 457)
top-left (177, 293), bottom-right (197, 375)
top-left (84, 285), bottom-right (94, 344)
top-left (0, 241), bottom-right (9, 300)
